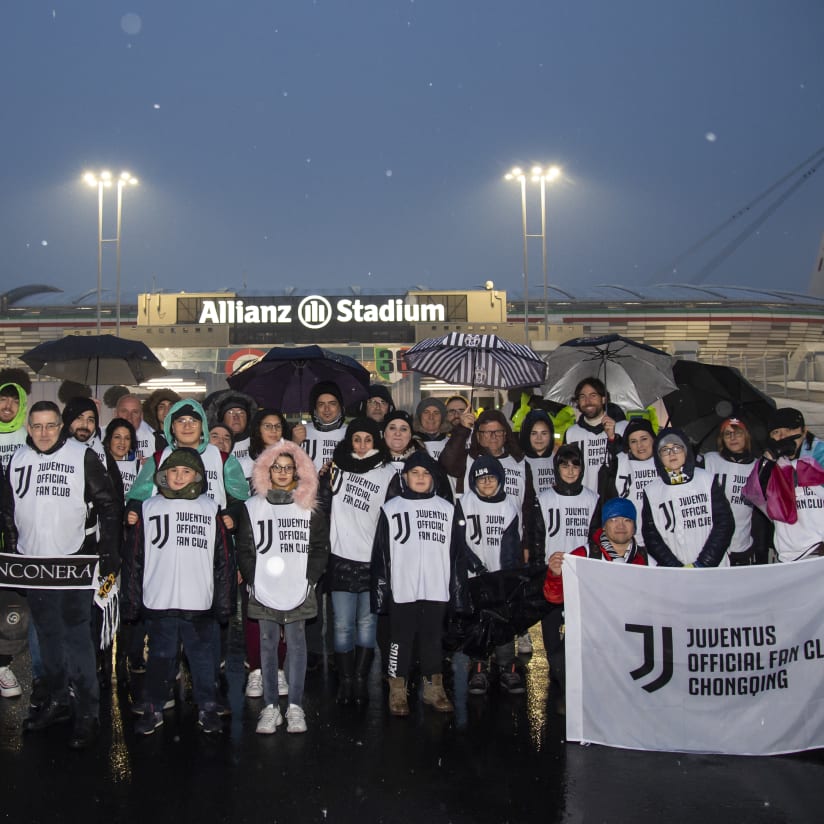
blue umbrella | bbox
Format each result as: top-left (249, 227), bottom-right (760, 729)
top-left (226, 345), bottom-right (370, 413)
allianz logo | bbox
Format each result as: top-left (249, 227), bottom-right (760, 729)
top-left (198, 297), bottom-right (445, 329)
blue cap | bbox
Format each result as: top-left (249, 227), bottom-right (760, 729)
top-left (602, 497), bottom-right (637, 525)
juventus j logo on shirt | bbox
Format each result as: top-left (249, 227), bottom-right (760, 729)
top-left (149, 514), bottom-right (170, 549)
top-left (468, 514), bottom-right (482, 544)
top-left (255, 520), bottom-right (273, 554)
top-left (14, 465), bottom-right (32, 498)
top-left (659, 500), bottom-right (676, 533)
top-left (545, 508), bottom-right (561, 538)
top-left (392, 511), bottom-right (411, 544)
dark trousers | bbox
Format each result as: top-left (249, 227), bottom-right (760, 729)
top-left (144, 616), bottom-right (216, 708)
top-left (28, 589), bottom-right (99, 716)
top-left (388, 600), bottom-right (446, 679)
top-left (540, 604), bottom-right (566, 690)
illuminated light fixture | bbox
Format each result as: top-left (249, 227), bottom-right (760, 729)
top-left (83, 169), bottom-right (139, 334)
top-left (504, 163), bottom-right (563, 340)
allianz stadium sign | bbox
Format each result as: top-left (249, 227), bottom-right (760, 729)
top-left (198, 296), bottom-right (445, 331)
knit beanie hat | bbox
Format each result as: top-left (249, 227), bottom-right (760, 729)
top-left (416, 397), bottom-right (447, 420)
top-left (310, 381), bottom-right (344, 411)
top-left (170, 403), bottom-right (203, 425)
top-left (470, 454), bottom-right (505, 487)
top-left (602, 497), bottom-right (637, 525)
top-left (767, 408), bottom-right (804, 433)
top-left (61, 397), bottom-right (99, 429)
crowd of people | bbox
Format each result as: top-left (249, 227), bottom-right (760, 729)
top-left (0, 367), bottom-right (822, 749)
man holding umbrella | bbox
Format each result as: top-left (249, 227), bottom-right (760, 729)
top-left (292, 381), bottom-right (348, 472)
top-left (564, 378), bottom-right (627, 493)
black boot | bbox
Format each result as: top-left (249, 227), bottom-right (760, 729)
top-left (335, 651), bottom-right (355, 704)
top-left (353, 646), bottom-right (375, 705)
top-left (68, 715), bottom-right (99, 750)
top-left (23, 699), bottom-right (73, 732)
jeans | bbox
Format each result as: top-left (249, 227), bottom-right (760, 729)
top-left (28, 620), bottom-right (43, 680)
top-left (260, 619), bottom-right (307, 706)
top-left (27, 589), bottom-right (98, 716)
top-left (144, 616), bottom-right (216, 708)
top-left (330, 590), bottom-right (376, 652)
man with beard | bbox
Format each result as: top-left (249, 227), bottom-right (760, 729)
top-left (564, 378), bottom-right (627, 493)
top-left (292, 381), bottom-right (348, 472)
top-left (0, 370), bottom-right (30, 472)
top-left (62, 397), bottom-right (121, 488)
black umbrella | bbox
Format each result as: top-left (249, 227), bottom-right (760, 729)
top-left (226, 345), bottom-right (370, 413)
top-left (461, 566), bottom-right (549, 659)
top-left (20, 334), bottom-right (168, 392)
top-left (662, 360), bottom-right (777, 453)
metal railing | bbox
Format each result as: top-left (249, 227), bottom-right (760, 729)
top-left (701, 352), bottom-right (824, 401)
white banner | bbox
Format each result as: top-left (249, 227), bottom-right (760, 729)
top-left (563, 555), bottom-right (824, 755)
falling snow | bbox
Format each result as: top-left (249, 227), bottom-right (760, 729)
top-left (121, 13), bottom-right (142, 35)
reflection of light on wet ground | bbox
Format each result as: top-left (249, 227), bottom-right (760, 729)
top-left (107, 664), bottom-right (133, 784)
top-left (523, 625), bottom-right (553, 751)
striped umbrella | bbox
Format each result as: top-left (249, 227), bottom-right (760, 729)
top-left (405, 333), bottom-right (547, 397)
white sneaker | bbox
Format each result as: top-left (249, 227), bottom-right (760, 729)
top-left (278, 669), bottom-right (289, 697)
top-left (0, 666), bottom-right (22, 698)
top-left (255, 704), bottom-right (283, 735)
top-left (245, 668), bottom-right (263, 698)
top-left (517, 632), bottom-right (533, 655)
top-left (285, 704), bottom-right (307, 734)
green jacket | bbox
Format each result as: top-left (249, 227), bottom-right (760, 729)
top-left (126, 398), bottom-right (249, 505)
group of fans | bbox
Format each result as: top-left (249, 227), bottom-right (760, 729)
top-left (0, 366), bottom-right (822, 749)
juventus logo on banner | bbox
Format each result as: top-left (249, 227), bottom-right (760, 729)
top-left (329, 466), bottom-right (344, 496)
top-left (468, 514), bottom-right (482, 544)
top-left (392, 512), bottom-right (411, 544)
top-left (625, 623), bottom-right (674, 692)
top-left (659, 500), bottom-right (676, 533)
top-left (149, 514), bottom-right (170, 549)
top-left (303, 440), bottom-right (318, 461)
top-left (14, 465), bottom-right (32, 498)
top-left (256, 521), bottom-right (273, 554)
top-left (546, 508), bottom-right (561, 538)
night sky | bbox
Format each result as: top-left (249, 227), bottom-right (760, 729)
top-left (2, 0), bottom-right (823, 302)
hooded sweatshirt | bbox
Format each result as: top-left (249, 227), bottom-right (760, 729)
top-left (126, 398), bottom-right (249, 507)
top-left (641, 428), bottom-right (734, 567)
top-left (0, 383), bottom-right (28, 471)
top-left (535, 444), bottom-right (600, 559)
top-left (454, 455), bottom-right (521, 575)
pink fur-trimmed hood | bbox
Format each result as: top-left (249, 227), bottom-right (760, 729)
top-left (251, 440), bottom-right (319, 510)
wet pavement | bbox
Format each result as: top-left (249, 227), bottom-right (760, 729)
top-left (1, 618), bottom-right (822, 824)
